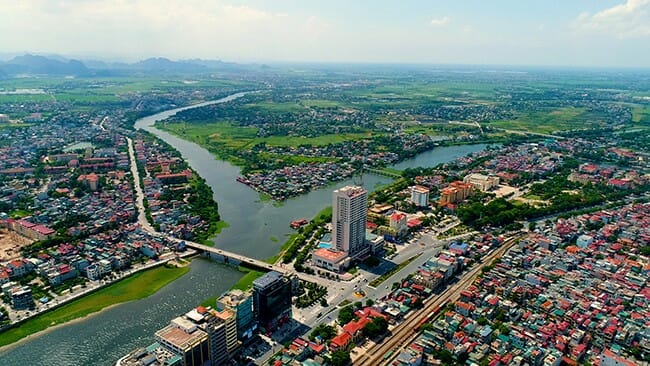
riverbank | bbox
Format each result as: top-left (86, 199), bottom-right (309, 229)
top-left (0, 264), bottom-right (189, 349)
top-left (0, 302), bottom-right (124, 354)
top-left (217, 206), bottom-right (334, 298)
top-left (0, 93), bottom-right (485, 366)
top-left (153, 120), bottom-right (498, 201)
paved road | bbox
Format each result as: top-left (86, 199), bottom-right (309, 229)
top-left (126, 136), bottom-right (156, 233)
top-left (293, 230), bottom-right (478, 330)
top-left (126, 136), bottom-right (325, 281)
top-left (356, 232), bottom-right (526, 366)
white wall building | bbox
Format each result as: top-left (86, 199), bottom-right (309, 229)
top-left (332, 186), bottom-right (368, 257)
top-left (463, 173), bottom-right (500, 191)
top-left (411, 185), bottom-right (430, 207)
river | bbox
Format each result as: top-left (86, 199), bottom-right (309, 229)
top-left (0, 94), bottom-right (487, 365)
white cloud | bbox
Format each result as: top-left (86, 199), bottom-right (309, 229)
top-left (573, 0), bottom-right (650, 38)
top-left (222, 4), bottom-right (273, 22)
top-left (0, 1), bottom-right (648, 66)
top-left (0, 0), bottom-right (333, 61)
top-left (430, 16), bottom-right (450, 26)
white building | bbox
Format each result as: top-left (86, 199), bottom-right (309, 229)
top-left (312, 248), bottom-right (350, 273)
top-left (576, 234), bottom-right (594, 248)
top-left (463, 173), bottom-right (500, 191)
top-left (332, 186), bottom-right (368, 257)
top-left (410, 185), bottom-right (430, 207)
top-left (390, 212), bottom-right (408, 236)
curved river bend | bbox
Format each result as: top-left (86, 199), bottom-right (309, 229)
top-left (0, 93), bottom-right (487, 365)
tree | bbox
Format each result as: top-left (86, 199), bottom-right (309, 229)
top-left (640, 245), bottom-right (650, 256)
top-left (330, 350), bottom-right (351, 366)
top-left (432, 349), bottom-right (454, 364)
top-left (337, 305), bottom-right (355, 325)
top-left (309, 324), bottom-right (337, 342)
top-left (366, 299), bottom-right (374, 307)
top-left (497, 323), bottom-right (510, 336)
top-left (363, 317), bottom-right (389, 338)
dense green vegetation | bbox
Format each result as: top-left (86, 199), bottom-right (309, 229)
top-left (186, 175), bottom-right (225, 244)
top-left (294, 281), bottom-right (328, 308)
top-left (362, 316), bottom-right (389, 338)
top-left (329, 350), bottom-right (352, 366)
top-left (309, 323), bottom-right (337, 342)
top-left (337, 304), bottom-right (356, 325)
top-left (457, 167), bottom-right (650, 229)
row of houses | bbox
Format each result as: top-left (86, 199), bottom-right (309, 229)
top-left (404, 203), bottom-right (649, 365)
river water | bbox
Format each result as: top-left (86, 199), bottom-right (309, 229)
top-left (0, 94), bottom-right (487, 366)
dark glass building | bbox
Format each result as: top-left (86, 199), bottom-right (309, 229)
top-left (252, 271), bottom-right (292, 331)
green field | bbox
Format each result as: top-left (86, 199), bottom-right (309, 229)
top-left (300, 99), bottom-right (347, 109)
top-left (487, 107), bottom-right (598, 134)
top-left (244, 101), bottom-right (306, 113)
top-left (0, 76), bottom-right (252, 106)
top-left (230, 269), bottom-right (265, 292)
top-left (0, 264), bottom-right (189, 347)
top-left (630, 104), bottom-right (650, 124)
top-left (346, 81), bottom-right (499, 103)
top-left (157, 121), bottom-right (375, 150)
top-left (0, 123), bottom-right (34, 131)
top-left (0, 93), bottom-right (54, 103)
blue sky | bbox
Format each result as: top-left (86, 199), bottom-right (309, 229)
top-left (1, 0), bottom-right (648, 67)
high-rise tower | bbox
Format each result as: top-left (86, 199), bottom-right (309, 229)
top-left (332, 185), bottom-right (368, 257)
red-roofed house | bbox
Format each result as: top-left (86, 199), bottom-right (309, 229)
top-left (601, 349), bottom-right (636, 366)
top-left (390, 212), bottom-right (407, 235)
top-left (9, 219), bottom-right (55, 241)
top-left (155, 169), bottom-right (192, 184)
top-left (608, 178), bottom-right (631, 189)
top-left (7, 259), bottom-right (34, 278)
top-left (330, 332), bottom-right (352, 351)
top-left (342, 316), bottom-right (371, 342)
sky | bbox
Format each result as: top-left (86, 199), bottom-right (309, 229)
top-left (0, 0), bottom-right (649, 67)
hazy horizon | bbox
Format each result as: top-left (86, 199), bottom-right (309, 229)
top-left (1, 0), bottom-right (649, 68)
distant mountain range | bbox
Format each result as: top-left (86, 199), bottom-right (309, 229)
top-left (0, 54), bottom-right (264, 77)
top-left (0, 54), bottom-right (90, 77)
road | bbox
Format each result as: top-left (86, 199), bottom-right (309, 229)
top-left (448, 120), bottom-right (484, 135)
top-left (355, 232), bottom-right (525, 366)
top-left (293, 230), bottom-right (479, 333)
top-left (3, 138), bottom-right (171, 325)
top-left (490, 126), bottom-right (565, 140)
top-left (125, 136), bottom-right (316, 278)
top-left (126, 131), bottom-right (523, 366)
top-left (126, 136), bottom-right (156, 233)
top-left (5, 251), bottom-right (191, 324)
